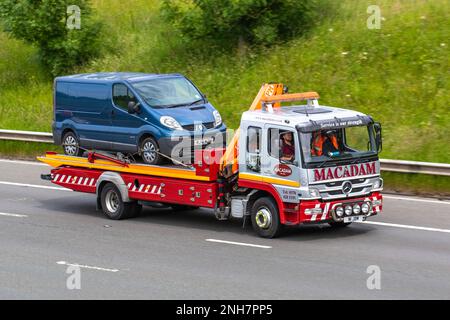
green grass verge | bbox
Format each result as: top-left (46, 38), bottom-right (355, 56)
top-left (382, 171), bottom-right (450, 197)
top-left (0, 141), bottom-right (61, 160)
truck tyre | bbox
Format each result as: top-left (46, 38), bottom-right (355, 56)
top-left (251, 197), bottom-right (282, 238)
top-left (329, 221), bottom-right (352, 228)
top-left (140, 137), bottom-right (162, 165)
top-left (100, 183), bottom-right (135, 220)
top-left (62, 131), bottom-right (84, 157)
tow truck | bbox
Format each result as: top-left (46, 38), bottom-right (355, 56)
top-left (39, 83), bottom-right (383, 238)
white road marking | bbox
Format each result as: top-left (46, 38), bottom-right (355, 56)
top-left (206, 239), bottom-right (272, 249)
top-left (358, 221), bottom-right (450, 234)
top-left (0, 181), bottom-right (71, 191)
top-left (0, 158), bottom-right (47, 166)
top-left (0, 212), bottom-right (28, 218)
top-left (383, 195), bottom-right (450, 205)
top-left (56, 261), bottom-right (119, 272)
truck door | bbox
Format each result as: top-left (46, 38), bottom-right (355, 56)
top-left (261, 125), bottom-right (301, 203)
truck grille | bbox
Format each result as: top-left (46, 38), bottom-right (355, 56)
top-left (314, 176), bottom-right (379, 200)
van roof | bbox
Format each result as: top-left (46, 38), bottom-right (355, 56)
top-left (55, 72), bottom-right (184, 83)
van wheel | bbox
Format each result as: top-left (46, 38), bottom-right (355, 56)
top-left (251, 197), bottom-right (282, 238)
top-left (100, 183), bottom-right (136, 220)
top-left (140, 137), bottom-right (162, 165)
top-left (62, 131), bottom-right (83, 157)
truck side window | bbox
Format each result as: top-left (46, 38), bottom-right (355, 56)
top-left (113, 84), bottom-right (136, 110)
top-left (269, 128), bottom-right (295, 163)
top-left (246, 126), bottom-right (261, 172)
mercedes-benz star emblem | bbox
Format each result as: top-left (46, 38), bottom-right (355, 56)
top-left (342, 181), bottom-right (353, 195)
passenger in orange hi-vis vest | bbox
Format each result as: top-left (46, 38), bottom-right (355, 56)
top-left (311, 130), bottom-right (339, 156)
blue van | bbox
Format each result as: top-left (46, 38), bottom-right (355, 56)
top-left (53, 72), bottom-right (227, 164)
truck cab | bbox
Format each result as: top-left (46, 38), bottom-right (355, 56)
top-left (230, 87), bottom-right (383, 237)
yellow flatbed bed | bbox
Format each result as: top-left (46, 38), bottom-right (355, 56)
top-left (37, 153), bottom-right (212, 182)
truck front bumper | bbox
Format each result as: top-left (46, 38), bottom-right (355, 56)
top-left (285, 192), bottom-right (383, 225)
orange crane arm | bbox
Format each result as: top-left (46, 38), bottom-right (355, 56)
top-left (219, 83), bottom-right (285, 178)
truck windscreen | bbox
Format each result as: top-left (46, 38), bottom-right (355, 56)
top-left (299, 124), bottom-right (377, 166)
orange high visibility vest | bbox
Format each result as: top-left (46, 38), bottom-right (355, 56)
top-left (312, 134), bottom-right (338, 156)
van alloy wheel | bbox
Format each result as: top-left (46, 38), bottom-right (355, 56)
top-left (140, 137), bottom-right (162, 165)
top-left (62, 132), bottom-right (83, 157)
top-left (64, 135), bottom-right (77, 155)
top-left (143, 141), bottom-right (156, 163)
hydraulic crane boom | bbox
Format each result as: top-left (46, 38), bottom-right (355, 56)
top-left (219, 83), bottom-right (285, 178)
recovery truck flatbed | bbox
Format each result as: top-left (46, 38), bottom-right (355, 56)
top-left (39, 83), bottom-right (384, 238)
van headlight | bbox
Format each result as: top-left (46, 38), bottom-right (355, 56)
top-left (213, 110), bottom-right (222, 127)
top-left (160, 116), bottom-right (183, 130)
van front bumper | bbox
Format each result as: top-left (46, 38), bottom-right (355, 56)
top-left (156, 126), bottom-right (227, 162)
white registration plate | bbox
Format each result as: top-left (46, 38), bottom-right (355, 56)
top-left (194, 137), bottom-right (214, 146)
top-left (344, 215), bottom-right (366, 223)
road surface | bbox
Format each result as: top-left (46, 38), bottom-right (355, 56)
top-left (0, 158), bottom-right (449, 299)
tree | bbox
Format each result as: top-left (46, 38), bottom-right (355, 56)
top-left (0, 0), bottom-right (102, 76)
top-left (161, 0), bottom-right (318, 47)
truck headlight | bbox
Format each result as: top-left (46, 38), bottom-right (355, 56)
top-left (344, 205), bottom-right (352, 216)
top-left (361, 202), bottom-right (371, 214)
top-left (373, 178), bottom-right (383, 190)
top-left (309, 188), bottom-right (321, 198)
top-left (160, 116), bottom-right (183, 130)
top-left (213, 110), bottom-right (222, 127)
top-left (353, 204), bottom-right (361, 215)
top-left (335, 206), bottom-right (344, 217)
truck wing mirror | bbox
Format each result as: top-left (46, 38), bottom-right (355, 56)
top-left (374, 122), bottom-right (382, 153)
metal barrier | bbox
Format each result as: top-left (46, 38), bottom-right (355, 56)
top-left (0, 129), bottom-right (53, 143)
top-left (0, 129), bottom-right (449, 176)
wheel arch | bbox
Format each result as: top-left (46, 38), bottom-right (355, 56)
top-left (95, 172), bottom-right (130, 210)
top-left (239, 179), bottom-right (286, 224)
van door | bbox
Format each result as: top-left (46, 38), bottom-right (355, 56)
top-left (67, 82), bottom-right (113, 151)
top-left (110, 83), bottom-right (146, 153)
top-left (262, 124), bottom-right (301, 203)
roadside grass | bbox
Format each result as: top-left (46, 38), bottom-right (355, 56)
top-left (0, 0), bottom-right (448, 187)
top-left (382, 172), bottom-right (450, 198)
top-left (0, 141), bottom-right (60, 160)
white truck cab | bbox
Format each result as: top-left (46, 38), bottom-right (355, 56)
top-left (229, 85), bottom-right (383, 237)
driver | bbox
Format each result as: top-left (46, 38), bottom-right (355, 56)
top-left (311, 130), bottom-right (339, 156)
top-left (280, 132), bottom-right (295, 162)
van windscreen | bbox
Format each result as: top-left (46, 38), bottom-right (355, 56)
top-left (131, 77), bottom-right (204, 108)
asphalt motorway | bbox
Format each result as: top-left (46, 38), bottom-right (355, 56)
top-left (0, 158), bottom-right (449, 299)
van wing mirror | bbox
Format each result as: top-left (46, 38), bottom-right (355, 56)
top-left (374, 122), bottom-right (382, 153)
top-left (127, 101), bottom-right (141, 114)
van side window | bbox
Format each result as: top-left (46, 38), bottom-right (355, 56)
top-left (246, 126), bottom-right (261, 172)
top-left (113, 84), bottom-right (136, 110)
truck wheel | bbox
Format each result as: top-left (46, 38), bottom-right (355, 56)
top-left (251, 197), bottom-right (282, 238)
top-left (329, 221), bottom-right (352, 228)
top-left (62, 131), bottom-right (83, 157)
top-left (140, 137), bottom-right (162, 165)
top-left (100, 183), bottom-right (135, 220)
